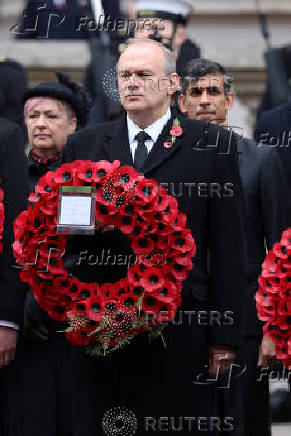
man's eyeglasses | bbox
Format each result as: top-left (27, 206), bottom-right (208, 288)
top-left (189, 86), bottom-right (224, 97)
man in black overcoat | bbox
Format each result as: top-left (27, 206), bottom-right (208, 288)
top-left (0, 119), bottom-right (29, 367)
top-left (179, 57), bottom-right (290, 436)
top-left (0, 119), bottom-right (29, 433)
top-left (255, 102), bottom-right (291, 196)
top-left (62, 38), bottom-right (246, 435)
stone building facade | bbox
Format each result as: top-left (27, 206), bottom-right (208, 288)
top-left (1, 0), bottom-right (290, 134)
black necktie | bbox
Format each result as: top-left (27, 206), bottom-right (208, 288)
top-left (134, 131), bottom-right (151, 170)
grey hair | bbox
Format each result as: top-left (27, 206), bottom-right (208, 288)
top-left (120, 38), bottom-right (176, 75)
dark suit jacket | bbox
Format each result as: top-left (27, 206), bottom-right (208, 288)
top-left (0, 119), bottom-right (29, 324)
top-left (237, 137), bottom-right (290, 336)
top-left (255, 102), bottom-right (291, 194)
top-left (61, 110), bottom-right (247, 430)
top-left (63, 111), bottom-right (246, 347)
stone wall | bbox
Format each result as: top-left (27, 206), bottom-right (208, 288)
top-left (1, 0), bottom-right (290, 132)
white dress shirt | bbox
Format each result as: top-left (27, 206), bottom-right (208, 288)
top-left (127, 108), bottom-right (171, 161)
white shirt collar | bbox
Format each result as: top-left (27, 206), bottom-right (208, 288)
top-left (127, 108), bottom-right (172, 146)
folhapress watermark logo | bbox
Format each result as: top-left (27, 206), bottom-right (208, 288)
top-left (102, 407), bottom-right (138, 436)
top-left (258, 131), bottom-right (291, 148)
top-left (11, 3), bottom-right (165, 39)
top-left (77, 16), bottom-right (165, 35)
top-left (10, 2), bottom-right (65, 39)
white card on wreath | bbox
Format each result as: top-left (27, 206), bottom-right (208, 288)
top-left (57, 186), bottom-right (96, 235)
top-left (59, 195), bottom-right (92, 226)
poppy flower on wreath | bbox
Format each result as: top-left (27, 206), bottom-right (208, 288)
top-left (101, 166), bottom-right (138, 207)
top-left (277, 298), bottom-right (291, 317)
top-left (132, 235), bottom-right (155, 256)
top-left (78, 160), bottom-right (102, 182)
top-left (152, 234), bottom-right (169, 252)
top-left (273, 241), bottom-right (291, 260)
top-left (13, 160), bottom-right (196, 356)
top-left (114, 213), bottom-right (137, 234)
top-left (133, 179), bottom-right (159, 204)
top-left (152, 281), bottom-right (178, 304)
top-left (169, 230), bottom-right (195, 253)
top-left (280, 279), bottom-right (291, 299)
top-left (276, 258), bottom-right (291, 278)
top-left (118, 289), bottom-right (143, 310)
top-left (258, 275), bottom-right (280, 295)
top-left (281, 228), bottom-right (291, 248)
top-left (155, 195), bottom-right (178, 224)
top-left (256, 227), bottom-right (291, 368)
top-left (54, 163), bottom-right (77, 184)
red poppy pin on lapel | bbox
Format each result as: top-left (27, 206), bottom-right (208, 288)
top-left (164, 117), bottom-right (183, 149)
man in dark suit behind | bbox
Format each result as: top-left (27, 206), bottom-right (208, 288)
top-left (0, 119), bottom-right (28, 436)
top-left (255, 102), bottom-right (291, 195)
top-left (0, 119), bottom-right (29, 368)
top-left (62, 38), bottom-right (246, 435)
top-left (179, 58), bottom-right (290, 436)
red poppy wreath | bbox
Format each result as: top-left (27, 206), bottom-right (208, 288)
top-left (256, 228), bottom-right (291, 368)
top-left (14, 160), bottom-right (196, 355)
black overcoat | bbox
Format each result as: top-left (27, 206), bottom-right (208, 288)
top-left (60, 111), bottom-right (247, 435)
top-left (238, 137), bottom-right (291, 336)
top-left (0, 119), bottom-right (29, 433)
top-left (220, 137), bottom-right (291, 436)
top-left (0, 149), bottom-right (74, 436)
top-left (0, 118), bottom-right (28, 323)
top-left (254, 102), bottom-right (291, 195)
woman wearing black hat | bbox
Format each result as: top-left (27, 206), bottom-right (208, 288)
top-left (23, 73), bottom-right (90, 340)
top-left (23, 72), bottom-right (89, 190)
top-left (0, 74), bottom-right (90, 436)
